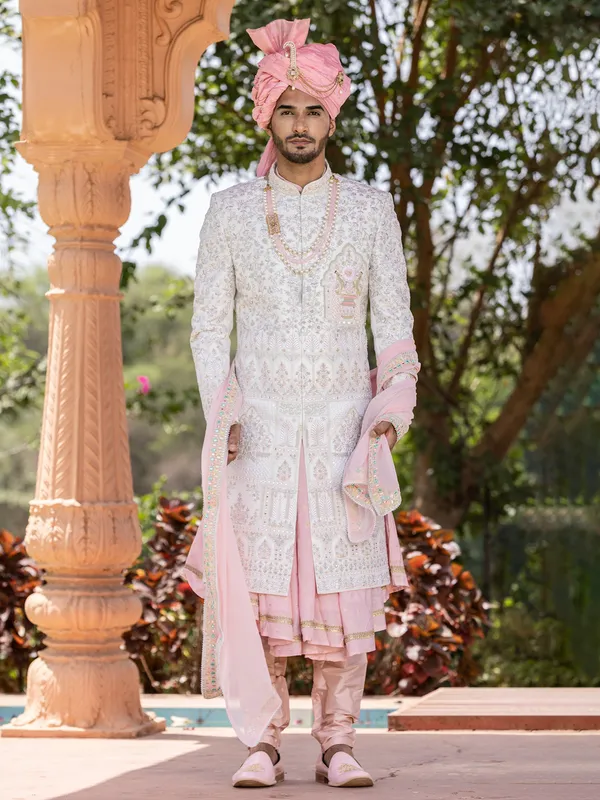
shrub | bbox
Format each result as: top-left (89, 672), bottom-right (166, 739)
top-left (1, 502), bottom-right (488, 696)
top-left (0, 528), bottom-right (44, 692)
top-left (364, 510), bottom-right (490, 695)
top-left (473, 599), bottom-right (600, 687)
top-left (122, 496), bottom-right (202, 692)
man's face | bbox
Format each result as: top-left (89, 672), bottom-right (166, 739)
top-left (269, 87), bottom-right (335, 165)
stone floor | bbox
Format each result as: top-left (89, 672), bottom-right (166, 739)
top-left (2, 728), bottom-right (600, 800)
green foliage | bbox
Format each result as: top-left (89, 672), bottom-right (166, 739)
top-left (121, 265), bottom-right (202, 431)
top-left (1, 3), bottom-right (597, 528)
top-left (0, 264), bottom-right (206, 537)
top-left (126, 0), bottom-right (600, 524)
top-left (4, 495), bottom-right (597, 694)
top-left (473, 600), bottom-right (600, 687)
top-left (0, 3), bottom-right (34, 244)
top-left (0, 273), bottom-right (47, 422)
top-left (489, 505), bottom-right (600, 679)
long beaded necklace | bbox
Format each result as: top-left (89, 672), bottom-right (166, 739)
top-left (264, 174), bottom-right (340, 276)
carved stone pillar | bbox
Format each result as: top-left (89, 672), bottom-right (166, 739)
top-left (3, 0), bottom-right (233, 737)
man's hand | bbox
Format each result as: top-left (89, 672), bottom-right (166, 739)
top-left (227, 423), bottom-right (241, 463)
top-left (371, 420), bottom-right (397, 450)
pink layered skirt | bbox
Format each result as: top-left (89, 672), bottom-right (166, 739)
top-left (250, 443), bottom-right (407, 661)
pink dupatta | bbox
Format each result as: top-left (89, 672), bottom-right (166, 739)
top-left (183, 363), bottom-right (281, 746)
top-left (343, 339), bottom-right (419, 543)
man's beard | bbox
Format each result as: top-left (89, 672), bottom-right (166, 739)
top-left (271, 130), bottom-right (329, 164)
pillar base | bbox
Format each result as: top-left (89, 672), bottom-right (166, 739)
top-left (1, 716), bottom-right (166, 738)
top-left (0, 652), bottom-right (166, 739)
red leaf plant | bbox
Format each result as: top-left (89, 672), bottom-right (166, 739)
top-left (364, 510), bottom-right (489, 695)
top-left (0, 529), bottom-right (44, 692)
top-left (122, 497), bottom-right (202, 692)
top-left (1, 504), bottom-right (488, 696)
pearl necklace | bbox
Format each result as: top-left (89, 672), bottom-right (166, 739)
top-left (264, 174), bottom-right (340, 276)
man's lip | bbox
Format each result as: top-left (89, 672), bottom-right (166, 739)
top-left (289, 138), bottom-right (312, 144)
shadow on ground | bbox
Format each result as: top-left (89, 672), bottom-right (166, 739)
top-left (2, 730), bottom-right (600, 800)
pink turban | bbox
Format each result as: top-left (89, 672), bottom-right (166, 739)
top-left (246, 18), bottom-right (352, 177)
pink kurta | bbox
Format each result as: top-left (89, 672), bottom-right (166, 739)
top-left (251, 442), bottom-right (406, 661)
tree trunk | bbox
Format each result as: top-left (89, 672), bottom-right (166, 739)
top-left (412, 447), bottom-right (470, 529)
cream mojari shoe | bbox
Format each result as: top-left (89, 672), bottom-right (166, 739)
top-left (315, 751), bottom-right (374, 788)
top-left (232, 750), bottom-right (284, 788)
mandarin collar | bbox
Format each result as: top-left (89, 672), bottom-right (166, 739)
top-left (267, 160), bottom-right (333, 196)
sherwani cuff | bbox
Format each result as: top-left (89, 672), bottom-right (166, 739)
top-left (376, 413), bottom-right (411, 442)
top-left (381, 372), bottom-right (415, 391)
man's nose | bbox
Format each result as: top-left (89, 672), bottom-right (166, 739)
top-left (293, 116), bottom-right (309, 133)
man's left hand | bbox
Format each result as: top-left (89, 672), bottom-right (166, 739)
top-left (371, 421), bottom-right (397, 450)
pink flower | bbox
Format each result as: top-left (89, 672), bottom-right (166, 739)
top-left (137, 375), bottom-right (151, 395)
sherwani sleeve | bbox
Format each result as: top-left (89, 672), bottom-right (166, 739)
top-left (190, 193), bottom-right (236, 422)
top-left (369, 191), bottom-right (416, 364)
top-left (369, 191), bottom-right (419, 437)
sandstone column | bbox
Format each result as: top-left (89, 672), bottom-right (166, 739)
top-left (2, 0), bottom-right (234, 737)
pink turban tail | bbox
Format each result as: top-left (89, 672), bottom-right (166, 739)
top-left (246, 18), bottom-right (352, 176)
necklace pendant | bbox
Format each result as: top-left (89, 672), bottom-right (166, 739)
top-left (266, 212), bottom-right (281, 236)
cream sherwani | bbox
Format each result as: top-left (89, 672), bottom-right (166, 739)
top-left (190, 161), bottom-right (415, 598)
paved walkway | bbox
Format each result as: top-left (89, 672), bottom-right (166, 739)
top-left (2, 728), bottom-right (600, 800)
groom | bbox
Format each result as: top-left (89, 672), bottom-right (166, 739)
top-left (186, 17), bottom-right (419, 789)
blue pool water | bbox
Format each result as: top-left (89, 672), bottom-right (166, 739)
top-left (0, 705), bottom-right (394, 729)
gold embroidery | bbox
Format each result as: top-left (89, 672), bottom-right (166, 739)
top-left (339, 763), bottom-right (361, 773)
top-left (376, 350), bottom-right (420, 394)
top-left (266, 213), bottom-right (281, 235)
top-left (245, 764), bottom-right (265, 773)
top-left (344, 630), bottom-right (375, 642)
top-left (186, 565), bottom-right (203, 581)
top-left (201, 377), bottom-right (239, 699)
top-left (301, 620), bottom-right (344, 633)
top-left (259, 613), bottom-right (293, 625)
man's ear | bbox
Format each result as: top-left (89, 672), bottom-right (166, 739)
top-left (329, 120), bottom-right (336, 137)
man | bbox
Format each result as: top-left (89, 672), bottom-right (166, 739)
top-left (184, 17), bottom-right (420, 789)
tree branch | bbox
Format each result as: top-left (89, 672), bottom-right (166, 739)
top-left (422, 41), bottom-right (507, 200)
top-left (392, 0), bottom-right (415, 122)
top-left (413, 192), bottom-right (435, 358)
top-left (447, 149), bottom-right (562, 398)
top-left (431, 186), bottom-right (477, 320)
top-left (402, 0), bottom-right (433, 113)
top-left (447, 177), bottom-right (530, 398)
top-left (368, 0), bottom-right (387, 128)
top-left (443, 16), bottom-right (460, 81)
top-left (532, 317), bottom-right (600, 447)
top-left (469, 243), bottom-right (600, 464)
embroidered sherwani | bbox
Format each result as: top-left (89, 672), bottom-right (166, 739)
top-left (190, 161), bottom-right (416, 598)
